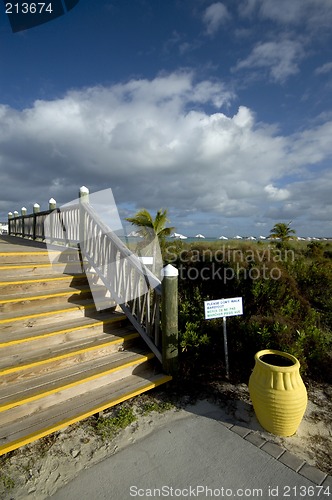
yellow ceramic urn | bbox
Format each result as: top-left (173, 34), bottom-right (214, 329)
top-left (248, 349), bottom-right (307, 436)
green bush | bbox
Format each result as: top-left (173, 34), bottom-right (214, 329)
top-left (94, 406), bottom-right (136, 440)
top-left (169, 241), bottom-right (332, 383)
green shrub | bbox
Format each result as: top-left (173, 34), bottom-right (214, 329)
top-left (171, 241), bottom-right (332, 383)
top-left (94, 406), bottom-right (136, 440)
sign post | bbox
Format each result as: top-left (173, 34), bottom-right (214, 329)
top-left (223, 316), bottom-right (229, 378)
top-left (204, 297), bottom-right (243, 379)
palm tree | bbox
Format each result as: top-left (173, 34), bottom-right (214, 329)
top-left (126, 208), bottom-right (174, 244)
top-left (270, 221), bottom-right (296, 241)
top-left (126, 209), bottom-right (174, 270)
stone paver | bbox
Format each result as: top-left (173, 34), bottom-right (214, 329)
top-left (279, 451), bottom-right (306, 472)
top-left (321, 475), bottom-right (332, 488)
top-left (244, 431), bottom-right (267, 448)
top-left (260, 441), bottom-right (285, 459)
top-left (298, 463), bottom-right (327, 485)
top-left (231, 424), bottom-right (251, 438)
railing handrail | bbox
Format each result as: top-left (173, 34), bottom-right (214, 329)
top-left (82, 201), bottom-right (162, 292)
top-left (78, 199), bottom-right (163, 361)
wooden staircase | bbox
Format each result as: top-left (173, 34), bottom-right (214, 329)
top-left (0, 246), bottom-right (172, 456)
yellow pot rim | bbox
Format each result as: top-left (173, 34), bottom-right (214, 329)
top-left (255, 349), bottom-right (300, 372)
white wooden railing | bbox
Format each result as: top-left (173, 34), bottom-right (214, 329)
top-left (78, 200), bottom-right (162, 362)
top-left (9, 192), bottom-right (162, 362)
top-left (7, 187), bottom-right (179, 372)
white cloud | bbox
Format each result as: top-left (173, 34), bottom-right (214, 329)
top-left (233, 40), bottom-right (305, 83)
top-left (203, 3), bottom-right (231, 35)
top-left (315, 62), bottom-right (332, 75)
top-left (264, 184), bottom-right (290, 201)
top-left (239, 0), bottom-right (332, 30)
top-left (1, 72), bottom-right (332, 236)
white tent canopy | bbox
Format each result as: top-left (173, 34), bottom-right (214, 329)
top-left (170, 232), bottom-right (188, 240)
top-left (128, 231), bottom-right (142, 237)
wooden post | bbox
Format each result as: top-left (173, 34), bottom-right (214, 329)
top-left (49, 198), bottom-right (56, 211)
top-left (79, 186), bottom-right (89, 203)
top-left (21, 207), bottom-right (27, 238)
top-left (13, 211), bottom-right (19, 236)
top-left (33, 203), bottom-right (40, 240)
top-left (79, 186), bottom-right (89, 253)
top-left (48, 199), bottom-right (56, 243)
top-left (8, 212), bottom-right (13, 236)
top-left (161, 264), bottom-right (179, 376)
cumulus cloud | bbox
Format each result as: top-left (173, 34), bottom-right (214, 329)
top-left (233, 39), bottom-right (305, 83)
top-left (1, 72), bottom-right (332, 236)
top-left (239, 0), bottom-right (332, 30)
top-left (203, 3), bottom-right (231, 35)
top-left (264, 184), bottom-right (290, 201)
top-left (315, 62), bottom-right (332, 75)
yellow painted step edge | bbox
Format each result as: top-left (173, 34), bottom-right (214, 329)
top-left (0, 333), bottom-right (139, 376)
top-left (0, 315), bottom-right (130, 348)
top-left (0, 263), bottom-right (81, 270)
top-left (0, 352), bottom-right (155, 412)
top-left (0, 275), bottom-right (84, 286)
top-left (0, 288), bottom-right (90, 305)
top-left (0, 252), bottom-right (59, 256)
top-left (0, 302), bottom-right (95, 325)
top-left (0, 374), bottom-right (172, 456)
top-left (0, 263), bottom-right (54, 270)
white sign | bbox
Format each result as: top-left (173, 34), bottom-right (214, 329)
top-left (204, 297), bottom-right (243, 319)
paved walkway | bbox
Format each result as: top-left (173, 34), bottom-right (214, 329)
top-left (50, 401), bottom-right (331, 500)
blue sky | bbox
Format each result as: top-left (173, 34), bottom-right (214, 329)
top-left (1, 0), bottom-right (332, 237)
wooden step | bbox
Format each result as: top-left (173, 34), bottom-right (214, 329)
top-left (0, 261), bottom-right (83, 277)
top-left (0, 249), bottom-right (80, 264)
top-left (0, 329), bottom-right (142, 384)
top-left (0, 274), bottom-right (88, 295)
top-left (0, 348), bottom-right (149, 412)
top-left (0, 283), bottom-right (111, 315)
top-left (0, 350), bottom-right (155, 424)
top-left (0, 298), bottom-right (102, 330)
top-left (0, 323), bottom-right (138, 359)
top-left (0, 371), bottom-right (172, 456)
top-left (0, 311), bottom-right (128, 348)
top-left (0, 286), bottom-right (96, 314)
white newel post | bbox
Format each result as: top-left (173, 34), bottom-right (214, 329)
top-left (8, 212), bottom-right (13, 236)
top-left (33, 203), bottom-right (40, 240)
top-left (79, 186), bottom-right (89, 253)
top-left (49, 198), bottom-right (56, 211)
top-left (21, 207), bottom-right (27, 238)
top-left (48, 199), bottom-right (57, 243)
